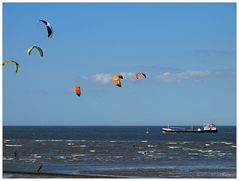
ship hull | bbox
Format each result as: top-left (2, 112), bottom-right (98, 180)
top-left (162, 129), bottom-right (218, 133)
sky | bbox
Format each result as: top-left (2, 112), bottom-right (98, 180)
top-left (2, 3), bottom-right (236, 126)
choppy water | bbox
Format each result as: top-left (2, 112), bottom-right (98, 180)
top-left (3, 126), bottom-right (236, 178)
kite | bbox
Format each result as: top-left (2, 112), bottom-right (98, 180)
top-left (74, 86), bottom-right (81, 96)
top-left (136, 72), bottom-right (146, 80)
top-left (39, 19), bottom-right (53, 38)
top-left (3, 60), bottom-right (20, 73)
top-left (27, 46), bottom-right (43, 57)
top-left (113, 75), bottom-right (123, 87)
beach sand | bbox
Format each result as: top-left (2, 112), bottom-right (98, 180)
top-left (4, 167), bottom-right (236, 178)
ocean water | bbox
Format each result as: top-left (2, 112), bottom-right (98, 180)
top-left (3, 126), bottom-right (236, 178)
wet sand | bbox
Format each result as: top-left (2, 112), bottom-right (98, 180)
top-left (3, 171), bottom-right (124, 178)
top-left (82, 168), bottom-right (236, 178)
top-left (4, 167), bottom-right (236, 178)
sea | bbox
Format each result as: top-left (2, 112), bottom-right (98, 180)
top-left (3, 126), bottom-right (237, 178)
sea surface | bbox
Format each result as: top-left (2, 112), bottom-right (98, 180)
top-left (3, 126), bottom-right (236, 178)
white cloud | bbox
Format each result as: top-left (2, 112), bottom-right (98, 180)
top-left (119, 72), bottom-right (135, 81)
top-left (156, 70), bottom-right (210, 82)
top-left (90, 73), bottom-right (113, 84)
top-left (82, 72), bottom-right (137, 84)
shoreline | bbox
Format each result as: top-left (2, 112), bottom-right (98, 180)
top-left (3, 167), bottom-right (236, 178)
top-left (3, 170), bottom-right (125, 178)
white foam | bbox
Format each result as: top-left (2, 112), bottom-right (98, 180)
top-left (110, 141), bottom-right (117, 143)
top-left (49, 139), bottom-right (64, 142)
top-left (147, 145), bottom-right (157, 148)
top-left (30, 154), bottom-right (41, 158)
top-left (5, 144), bottom-right (22, 147)
top-left (72, 154), bottom-right (84, 157)
top-left (188, 153), bottom-right (199, 156)
top-left (56, 156), bottom-right (66, 159)
top-left (221, 142), bottom-right (233, 145)
top-left (19, 158), bottom-right (37, 162)
top-left (3, 157), bottom-right (14, 161)
top-left (180, 141), bottom-right (192, 144)
top-left (197, 149), bottom-right (208, 153)
top-left (141, 140), bottom-right (148, 143)
top-left (35, 140), bottom-right (44, 142)
top-left (168, 146), bottom-right (179, 149)
top-left (218, 153), bottom-right (226, 156)
top-left (78, 154), bottom-right (85, 157)
top-left (89, 150), bottom-right (95, 153)
top-left (4, 139), bottom-right (13, 143)
top-left (182, 147), bottom-right (196, 151)
top-left (168, 142), bottom-right (177, 144)
top-left (80, 145), bottom-right (87, 147)
top-left (137, 151), bottom-right (145, 154)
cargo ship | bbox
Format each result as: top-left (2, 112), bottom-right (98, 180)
top-left (162, 123), bottom-right (218, 133)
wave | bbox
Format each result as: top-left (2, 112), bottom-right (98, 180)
top-left (5, 144), bottom-right (22, 147)
top-left (3, 157), bottom-right (14, 161)
top-left (147, 145), bottom-right (157, 148)
top-left (30, 154), bottom-right (41, 158)
top-left (168, 146), bottom-right (179, 149)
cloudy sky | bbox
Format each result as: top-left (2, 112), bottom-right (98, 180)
top-left (3, 3), bottom-right (236, 125)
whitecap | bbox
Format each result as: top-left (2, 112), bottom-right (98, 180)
top-left (35, 140), bottom-right (45, 142)
top-left (4, 139), bottom-right (13, 142)
top-left (49, 139), bottom-right (64, 142)
top-left (4, 139), bottom-right (14, 143)
top-left (80, 145), bottom-right (86, 147)
top-left (141, 140), bottom-right (148, 143)
top-left (3, 157), bottom-right (14, 161)
top-left (19, 158), bottom-right (37, 162)
top-left (147, 145), bottom-right (157, 148)
top-left (56, 156), bottom-right (66, 159)
top-left (218, 153), bottom-right (226, 156)
top-left (168, 146), bottom-right (179, 149)
top-left (89, 150), bottom-right (95, 153)
top-left (66, 140), bottom-right (75, 142)
top-left (188, 153), bottom-right (199, 156)
top-left (232, 145), bottom-right (236, 148)
top-left (149, 150), bottom-right (156, 153)
top-left (72, 154), bottom-right (84, 157)
top-left (78, 154), bottom-right (85, 157)
top-left (182, 147), bottom-right (196, 151)
top-left (67, 143), bottom-right (74, 146)
top-left (5, 144), bottom-right (22, 147)
top-left (180, 141), bottom-right (192, 144)
top-left (168, 142), bottom-right (177, 145)
top-left (197, 149), bottom-right (208, 153)
top-left (109, 141), bottom-right (117, 143)
top-left (30, 154), bottom-right (41, 158)
top-left (221, 142), bottom-right (233, 145)
top-left (137, 151), bottom-right (145, 154)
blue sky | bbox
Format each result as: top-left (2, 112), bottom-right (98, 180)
top-left (3, 3), bottom-right (236, 126)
